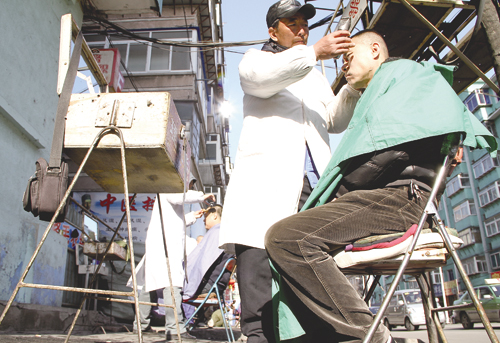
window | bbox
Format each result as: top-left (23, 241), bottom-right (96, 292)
top-left (491, 252), bottom-right (500, 269)
top-left (204, 186), bottom-right (220, 203)
top-left (453, 201), bottom-right (476, 222)
top-left (479, 287), bottom-right (494, 299)
top-left (484, 121), bottom-right (498, 137)
top-left (447, 269), bottom-right (454, 281)
top-left (206, 144), bottom-right (217, 160)
top-left (477, 258), bottom-right (487, 273)
top-left (464, 89), bottom-right (492, 112)
top-left (463, 261), bottom-right (474, 275)
top-left (486, 217), bottom-right (500, 237)
top-left (431, 271), bottom-right (441, 284)
top-left (446, 174), bottom-right (470, 196)
top-left (85, 30), bottom-right (193, 73)
top-left (473, 154), bottom-right (499, 178)
top-left (479, 182), bottom-right (500, 207)
top-left (458, 227), bottom-right (476, 246)
top-left (464, 257), bottom-right (487, 275)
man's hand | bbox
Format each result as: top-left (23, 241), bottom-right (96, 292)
top-left (203, 193), bottom-right (216, 204)
top-left (194, 209), bottom-right (205, 219)
top-left (313, 31), bottom-right (354, 61)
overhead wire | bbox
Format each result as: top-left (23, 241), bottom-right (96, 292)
top-left (85, 14), bottom-right (267, 48)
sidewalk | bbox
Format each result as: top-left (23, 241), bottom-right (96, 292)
top-left (0, 326), bottom-right (244, 343)
top-left (0, 329), bottom-right (425, 343)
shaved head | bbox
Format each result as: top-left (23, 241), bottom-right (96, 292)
top-left (342, 30), bottom-right (389, 90)
top-left (351, 30), bottom-right (389, 59)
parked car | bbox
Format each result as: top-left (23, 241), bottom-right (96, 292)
top-left (369, 303), bottom-right (381, 315)
top-left (453, 279), bottom-right (500, 329)
top-left (381, 289), bottom-right (445, 331)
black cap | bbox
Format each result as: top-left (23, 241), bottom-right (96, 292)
top-left (266, 0), bottom-right (316, 28)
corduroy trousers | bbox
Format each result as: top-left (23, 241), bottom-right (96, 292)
top-left (265, 187), bottom-right (429, 343)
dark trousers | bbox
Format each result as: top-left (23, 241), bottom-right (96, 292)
top-left (234, 177), bottom-right (312, 343)
top-left (235, 245), bottom-right (276, 343)
top-left (265, 187), bottom-right (428, 343)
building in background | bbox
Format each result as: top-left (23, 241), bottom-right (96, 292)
top-left (436, 76), bottom-right (500, 306)
top-left (0, 0), bottom-right (230, 320)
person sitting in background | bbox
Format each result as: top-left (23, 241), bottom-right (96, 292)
top-left (183, 205), bottom-right (234, 326)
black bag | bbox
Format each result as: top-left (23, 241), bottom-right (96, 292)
top-left (22, 31), bottom-right (83, 223)
top-left (23, 158), bottom-right (69, 222)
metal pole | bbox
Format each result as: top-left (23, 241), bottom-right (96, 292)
top-left (439, 267), bottom-right (450, 323)
top-left (62, 128), bottom-right (142, 343)
top-left (399, 0), bottom-right (500, 95)
top-left (157, 194), bottom-right (183, 342)
top-left (320, 1), bottom-right (344, 76)
top-left (433, 211), bottom-right (500, 343)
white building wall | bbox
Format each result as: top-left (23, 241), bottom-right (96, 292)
top-left (0, 0), bottom-right (83, 306)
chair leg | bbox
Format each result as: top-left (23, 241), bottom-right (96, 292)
top-left (416, 274), bottom-right (447, 343)
top-left (432, 212), bottom-right (500, 343)
top-left (364, 275), bottom-right (382, 304)
top-left (215, 287), bottom-right (235, 342)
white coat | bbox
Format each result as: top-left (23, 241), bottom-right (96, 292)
top-left (219, 45), bottom-right (360, 253)
top-left (128, 191), bottom-right (205, 292)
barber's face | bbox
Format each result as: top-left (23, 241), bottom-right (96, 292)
top-left (342, 38), bottom-right (376, 90)
top-left (269, 13), bottom-right (309, 48)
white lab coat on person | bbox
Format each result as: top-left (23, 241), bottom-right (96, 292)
top-left (128, 191), bottom-right (206, 292)
top-left (219, 44), bottom-right (360, 253)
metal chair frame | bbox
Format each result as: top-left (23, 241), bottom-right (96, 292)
top-left (358, 150), bottom-right (499, 343)
top-left (183, 257), bottom-right (237, 342)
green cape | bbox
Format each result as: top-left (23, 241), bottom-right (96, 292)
top-left (273, 59), bottom-right (498, 342)
top-left (303, 59), bottom-right (497, 211)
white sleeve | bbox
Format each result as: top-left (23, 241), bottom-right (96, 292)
top-left (325, 84), bottom-right (362, 134)
top-left (239, 45), bottom-right (318, 99)
top-left (164, 190), bottom-right (205, 205)
top-left (184, 211), bottom-right (198, 226)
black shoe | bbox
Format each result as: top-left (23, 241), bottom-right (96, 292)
top-left (133, 325), bottom-right (152, 333)
top-left (165, 331), bottom-right (197, 341)
top-left (194, 321), bottom-right (208, 328)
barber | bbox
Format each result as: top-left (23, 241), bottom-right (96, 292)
top-left (219, 1), bottom-right (360, 342)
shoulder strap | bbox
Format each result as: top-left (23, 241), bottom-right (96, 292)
top-left (49, 30), bottom-right (84, 169)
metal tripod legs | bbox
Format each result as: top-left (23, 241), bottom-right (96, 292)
top-left (0, 126), bottom-right (179, 342)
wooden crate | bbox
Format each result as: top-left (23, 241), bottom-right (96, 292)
top-left (83, 241), bottom-right (127, 261)
top-left (64, 92), bottom-right (190, 193)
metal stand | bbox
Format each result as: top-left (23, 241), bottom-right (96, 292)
top-left (362, 154), bottom-right (500, 343)
top-left (0, 126), bottom-right (180, 342)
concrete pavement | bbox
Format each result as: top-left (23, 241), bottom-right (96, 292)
top-left (0, 326), bottom-right (243, 343)
top-left (0, 301), bottom-right (426, 343)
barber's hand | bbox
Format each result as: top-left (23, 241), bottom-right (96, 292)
top-left (313, 31), bottom-right (354, 61)
top-left (203, 193), bottom-right (216, 204)
top-left (194, 209), bottom-right (205, 219)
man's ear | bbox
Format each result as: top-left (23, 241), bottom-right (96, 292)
top-left (371, 42), bottom-right (381, 59)
top-left (269, 26), bottom-right (278, 41)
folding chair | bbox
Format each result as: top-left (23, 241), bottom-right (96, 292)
top-left (333, 144), bottom-right (499, 343)
top-left (183, 257), bottom-right (237, 342)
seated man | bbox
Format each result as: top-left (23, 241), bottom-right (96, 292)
top-left (183, 205), bottom-right (234, 325)
top-left (265, 30), bottom-right (497, 343)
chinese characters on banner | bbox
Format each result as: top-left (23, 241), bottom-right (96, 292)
top-left (73, 192), bottom-right (156, 243)
top-left (52, 222), bottom-right (83, 250)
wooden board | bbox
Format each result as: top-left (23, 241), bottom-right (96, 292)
top-left (83, 242), bottom-right (127, 261)
top-left (64, 92), bottom-right (190, 193)
top-left (340, 248), bottom-right (448, 275)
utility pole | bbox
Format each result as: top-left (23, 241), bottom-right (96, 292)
top-left (482, 0), bottom-right (500, 94)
